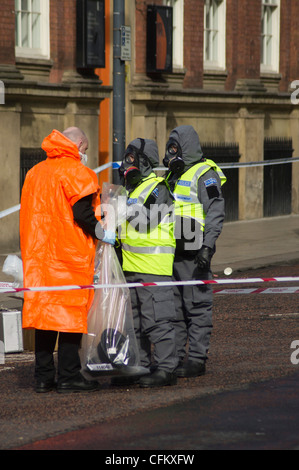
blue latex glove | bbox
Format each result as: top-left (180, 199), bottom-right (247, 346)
top-left (102, 230), bottom-right (116, 245)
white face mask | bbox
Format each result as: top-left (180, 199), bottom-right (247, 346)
top-left (79, 151), bottom-right (88, 166)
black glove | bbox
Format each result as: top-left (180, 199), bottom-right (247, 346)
top-left (195, 246), bottom-right (214, 271)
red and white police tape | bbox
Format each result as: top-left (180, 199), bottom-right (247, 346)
top-left (214, 286), bottom-right (299, 295)
top-left (1, 277), bottom-right (299, 295)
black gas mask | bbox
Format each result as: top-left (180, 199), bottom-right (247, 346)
top-left (119, 139), bottom-right (148, 188)
top-left (163, 138), bottom-right (185, 174)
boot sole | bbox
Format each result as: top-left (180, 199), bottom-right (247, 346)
top-left (139, 378), bottom-right (177, 388)
top-left (57, 387), bottom-right (100, 394)
top-left (176, 370), bottom-right (205, 378)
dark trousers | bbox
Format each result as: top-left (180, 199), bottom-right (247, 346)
top-left (34, 329), bottom-right (82, 384)
top-left (172, 253), bottom-right (213, 363)
top-left (125, 272), bottom-right (178, 373)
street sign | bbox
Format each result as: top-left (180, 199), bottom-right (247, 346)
top-left (121, 26), bottom-right (131, 61)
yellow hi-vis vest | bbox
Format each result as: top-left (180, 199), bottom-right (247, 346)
top-left (170, 159), bottom-right (226, 233)
top-left (120, 173), bottom-right (175, 276)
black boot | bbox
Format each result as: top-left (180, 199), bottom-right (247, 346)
top-left (139, 369), bottom-right (177, 388)
top-left (110, 374), bottom-right (145, 386)
top-left (35, 379), bottom-right (56, 393)
top-left (176, 360), bottom-right (206, 378)
top-left (57, 373), bottom-right (100, 393)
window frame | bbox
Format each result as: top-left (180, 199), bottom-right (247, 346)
top-left (15, 0), bottom-right (50, 59)
top-left (204, 0), bottom-right (226, 70)
top-left (163, 0), bottom-right (184, 70)
top-left (260, 0), bottom-right (280, 73)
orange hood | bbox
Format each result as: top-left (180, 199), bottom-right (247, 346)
top-left (42, 129), bottom-right (81, 161)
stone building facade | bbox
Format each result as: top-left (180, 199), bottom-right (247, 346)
top-left (123, 0), bottom-right (299, 224)
top-left (0, 0), bottom-right (110, 252)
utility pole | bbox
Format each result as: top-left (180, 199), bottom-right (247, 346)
top-left (113, 0), bottom-right (125, 184)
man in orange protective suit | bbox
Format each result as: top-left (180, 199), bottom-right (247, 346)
top-left (20, 127), bottom-right (116, 393)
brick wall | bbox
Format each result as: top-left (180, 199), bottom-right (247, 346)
top-left (2, 0), bottom-right (299, 90)
top-left (279, 0), bottom-right (299, 91)
top-left (0, 0), bottom-right (77, 82)
top-left (225, 0), bottom-right (239, 90)
top-left (134, 0), bottom-right (299, 93)
top-left (183, 0), bottom-right (204, 88)
top-left (0, 0), bottom-right (15, 65)
top-left (225, 0), bottom-right (261, 89)
top-left (49, 0), bottom-right (77, 83)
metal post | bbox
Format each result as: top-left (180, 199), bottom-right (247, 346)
top-left (113, 0), bottom-right (125, 184)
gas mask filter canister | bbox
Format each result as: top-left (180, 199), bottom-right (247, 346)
top-left (119, 139), bottom-right (147, 187)
top-left (163, 139), bottom-right (185, 173)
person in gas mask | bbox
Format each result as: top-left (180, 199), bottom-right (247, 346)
top-left (116, 138), bottom-right (178, 388)
top-left (164, 125), bottom-right (226, 378)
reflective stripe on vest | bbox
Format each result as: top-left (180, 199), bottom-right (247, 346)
top-left (121, 244), bottom-right (175, 255)
top-left (121, 173), bottom-right (175, 276)
top-left (171, 159), bottom-right (226, 230)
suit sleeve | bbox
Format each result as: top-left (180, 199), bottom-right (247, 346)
top-left (198, 169), bottom-right (225, 250)
top-left (73, 195), bottom-right (105, 239)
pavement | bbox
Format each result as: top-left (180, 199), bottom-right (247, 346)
top-left (212, 213), bottom-right (299, 273)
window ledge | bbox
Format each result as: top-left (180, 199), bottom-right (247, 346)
top-left (132, 68), bottom-right (186, 90)
top-left (162, 68), bottom-right (187, 89)
top-left (260, 72), bottom-right (282, 92)
top-left (203, 68), bottom-right (228, 90)
top-left (15, 57), bottom-right (53, 82)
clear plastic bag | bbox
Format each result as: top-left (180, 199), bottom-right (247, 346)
top-left (2, 255), bottom-right (23, 287)
top-left (80, 183), bottom-right (147, 378)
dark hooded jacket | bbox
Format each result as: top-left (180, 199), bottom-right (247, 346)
top-left (124, 138), bottom-right (174, 232)
top-left (166, 125), bottom-right (225, 254)
top-left (128, 138), bottom-right (160, 177)
top-left (167, 125), bottom-right (204, 170)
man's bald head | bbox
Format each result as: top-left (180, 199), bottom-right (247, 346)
top-left (63, 127), bottom-right (88, 153)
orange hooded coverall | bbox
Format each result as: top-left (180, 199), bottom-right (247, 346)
top-left (20, 130), bottom-right (100, 334)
